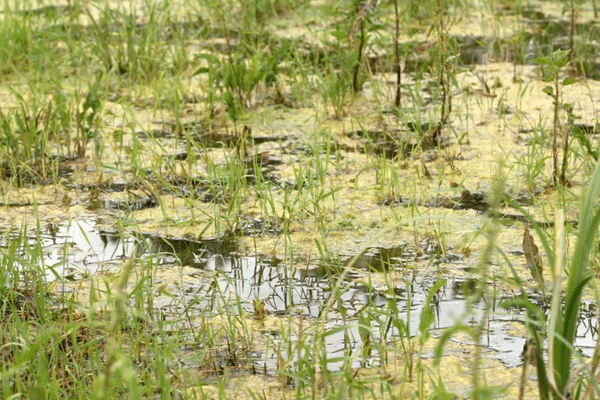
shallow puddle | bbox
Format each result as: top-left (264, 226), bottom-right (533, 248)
top-left (40, 219), bottom-right (598, 374)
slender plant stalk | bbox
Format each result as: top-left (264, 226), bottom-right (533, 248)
top-left (394, 0), bottom-right (401, 109)
top-left (433, 0), bottom-right (451, 127)
top-left (569, 0), bottom-right (575, 54)
top-left (350, 0), bottom-right (376, 93)
top-left (552, 71), bottom-right (560, 184)
top-left (559, 121), bottom-right (570, 185)
top-left (353, 20), bottom-right (365, 93)
top-left (219, 3), bottom-right (241, 133)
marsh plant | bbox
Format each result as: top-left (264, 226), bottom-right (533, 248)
top-left (348, 0), bottom-right (378, 93)
top-left (194, 30), bottom-right (289, 125)
top-left (74, 75), bottom-right (103, 159)
top-left (0, 79), bottom-right (101, 185)
top-left (323, 0), bottom-right (384, 118)
top-left (515, 162), bottom-right (600, 399)
top-left (432, 0), bottom-right (454, 130)
top-left (533, 49), bottom-right (577, 186)
top-left (392, 0), bottom-right (403, 110)
top-left (86, 1), bottom-right (179, 84)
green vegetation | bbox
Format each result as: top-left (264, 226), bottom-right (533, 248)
top-left (533, 49), bottom-right (578, 186)
top-left (1, 0), bottom-right (600, 398)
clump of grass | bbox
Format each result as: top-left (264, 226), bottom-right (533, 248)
top-left (85, 2), bottom-right (176, 84)
top-left (0, 221), bottom-right (101, 397)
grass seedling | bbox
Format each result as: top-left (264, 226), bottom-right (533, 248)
top-left (517, 117), bottom-right (550, 192)
top-left (567, 0), bottom-right (577, 59)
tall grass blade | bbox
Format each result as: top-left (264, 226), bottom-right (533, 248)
top-left (554, 157), bottom-right (600, 394)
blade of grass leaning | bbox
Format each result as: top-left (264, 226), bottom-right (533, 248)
top-left (546, 209), bottom-right (564, 394)
top-left (555, 157), bottom-right (600, 394)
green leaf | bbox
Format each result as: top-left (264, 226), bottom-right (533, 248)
top-left (419, 279), bottom-right (446, 339)
top-left (322, 324), bottom-right (353, 338)
top-left (191, 67), bottom-right (210, 76)
top-left (542, 85), bottom-right (554, 96)
top-left (553, 49), bottom-right (571, 60)
top-left (553, 49), bottom-right (571, 68)
top-left (223, 91), bottom-right (239, 121)
top-left (194, 53), bottom-right (219, 62)
top-left (562, 103), bottom-right (574, 112)
top-left (532, 56), bottom-right (552, 66)
top-left (330, 30), bottom-right (347, 41)
top-left (419, 305), bottom-right (433, 341)
top-left (369, 23), bottom-right (386, 31)
top-left (358, 313), bottom-right (370, 344)
top-left (562, 77), bottom-right (577, 86)
top-left (14, 112), bottom-right (26, 132)
top-left (542, 73), bottom-right (556, 82)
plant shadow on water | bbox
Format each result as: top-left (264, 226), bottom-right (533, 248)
top-left (41, 219), bottom-right (599, 375)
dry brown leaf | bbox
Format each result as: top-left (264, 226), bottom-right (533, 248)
top-left (522, 224), bottom-right (543, 281)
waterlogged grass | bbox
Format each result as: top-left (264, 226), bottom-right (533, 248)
top-left (2, 0), bottom-right (600, 398)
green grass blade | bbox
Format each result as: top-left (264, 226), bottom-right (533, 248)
top-left (554, 157), bottom-right (600, 393)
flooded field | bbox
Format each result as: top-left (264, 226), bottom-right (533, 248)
top-left (2, 0), bottom-right (600, 398)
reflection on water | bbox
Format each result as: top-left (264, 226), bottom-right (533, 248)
top-left (42, 219), bottom-right (133, 279)
top-left (34, 219), bottom-right (599, 371)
